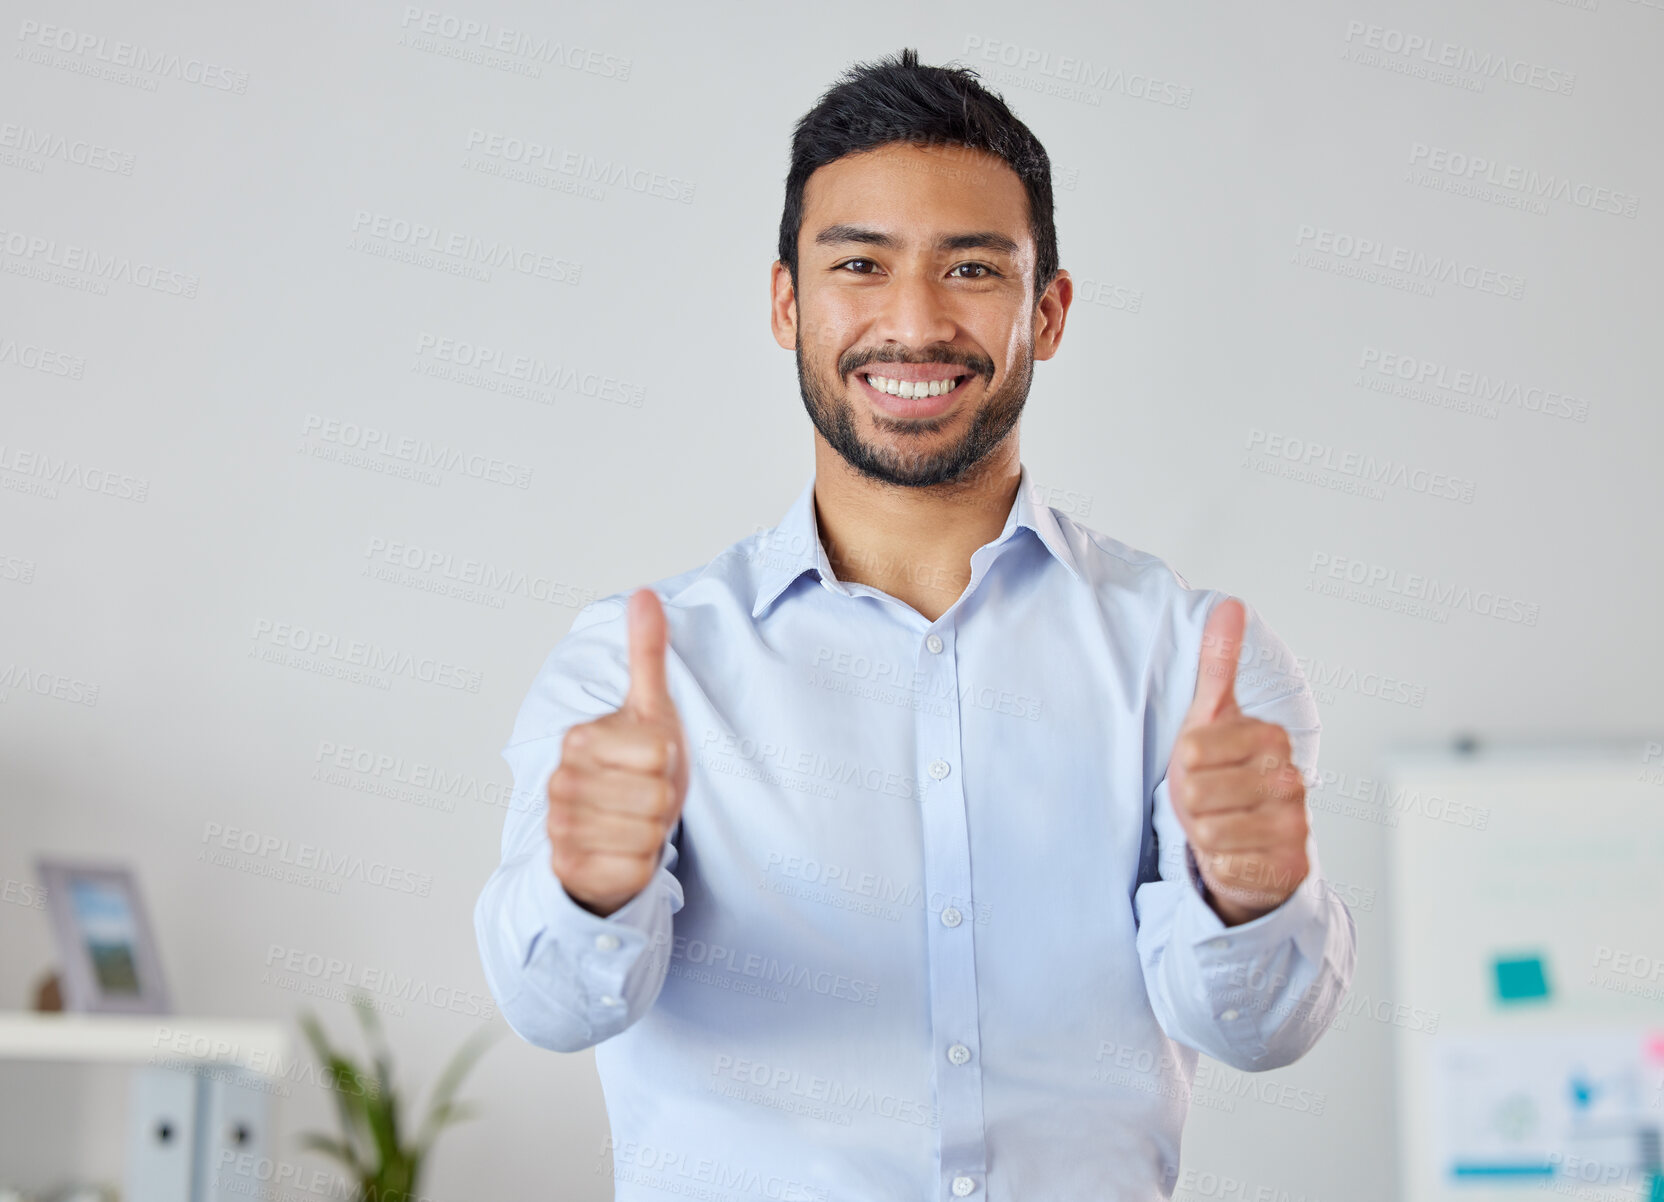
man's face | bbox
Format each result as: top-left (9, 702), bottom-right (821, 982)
top-left (771, 140), bottom-right (1070, 488)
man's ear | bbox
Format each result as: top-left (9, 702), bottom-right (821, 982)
top-left (769, 260), bottom-right (799, 352)
top-left (1033, 267), bottom-right (1072, 362)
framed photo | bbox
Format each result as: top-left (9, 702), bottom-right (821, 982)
top-left (35, 859), bottom-right (171, 1014)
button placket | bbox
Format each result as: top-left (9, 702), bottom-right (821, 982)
top-left (915, 622), bottom-right (989, 1194)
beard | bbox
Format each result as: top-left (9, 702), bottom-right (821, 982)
top-left (794, 319), bottom-right (1033, 489)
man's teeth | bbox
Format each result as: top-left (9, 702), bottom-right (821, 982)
top-left (863, 373), bottom-right (964, 399)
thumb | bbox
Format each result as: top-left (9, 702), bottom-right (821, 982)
top-left (1188, 596), bottom-right (1245, 723)
top-left (623, 587), bottom-right (674, 723)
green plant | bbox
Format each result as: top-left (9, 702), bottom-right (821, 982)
top-left (297, 993), bottom-right (497, 1202)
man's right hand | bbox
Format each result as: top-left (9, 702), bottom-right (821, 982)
top-left (546, 587), bottom-right (689, 917)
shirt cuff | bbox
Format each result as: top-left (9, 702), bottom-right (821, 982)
top-left (511, 847), bottom-right (671, 1034)
top-left (1179, 844), bottom-right (1330, 967)
top-left (528, 848), bottom-right (665, 946)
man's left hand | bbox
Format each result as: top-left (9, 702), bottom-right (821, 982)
top-left (1165, 597), bottom-right (1310, 926)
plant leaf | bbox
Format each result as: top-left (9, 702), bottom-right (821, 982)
top-left (361, 1072), bottom-right (400, 1173)
top-left (352, 993), bottom-right (395, 1101)
top-left (413, 1100), bottom-right (484, 1159)
top-left (301, 1002), bottom-right (498, 1179)
top-left (413, 1026), bottom-right (498, 1153)
top-left (297, 1132), bottom-right (362, 1175)
top-left (297, 1010), bottom-right (373, 1164)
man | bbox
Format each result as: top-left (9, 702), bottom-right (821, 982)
top-left (476, 48), bottom-right (1355, 1200)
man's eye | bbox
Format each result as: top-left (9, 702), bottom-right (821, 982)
top-left (834, 260), bottom-right (997, 278)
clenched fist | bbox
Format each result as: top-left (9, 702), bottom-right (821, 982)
top-left (1166, 597), bottom-right (1310, 926)
top-left (547, 587), bottom-right (690, 917)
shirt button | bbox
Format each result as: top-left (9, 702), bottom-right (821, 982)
top-left (940, 906), bottom-right (963, 927)
top-left (1220, 1008), bottom-right (1240, 1021)
top-left (947, 1043), bottom-right (971, 1066)
top-left (952, 1176), bottom-right (977, 1196)
top-left (929, 759), bottom-right (950, 780)
top-left (1207, 937), bottom-right (1229, 952)
top-left (599, 994), bottom-right (622, 1007)
top-left (594, 933), bottom-right (620, 951)
top-left (926, 633), bottom-right (944, 654)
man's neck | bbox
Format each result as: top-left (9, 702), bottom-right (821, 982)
top-left (810, 436), bottom-right (1022, 623)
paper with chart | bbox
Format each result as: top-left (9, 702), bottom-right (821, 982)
top-left (1434, 1029), bottom-right (1664, 1190)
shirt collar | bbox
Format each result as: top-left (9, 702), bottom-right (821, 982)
top-left (750, 462), bottom-right (1083, 619)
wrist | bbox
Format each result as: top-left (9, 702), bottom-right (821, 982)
top-left (1203, 885), bottom-right (1274, 927)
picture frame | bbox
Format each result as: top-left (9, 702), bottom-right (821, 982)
top-left (35, 858), bottom-right (171, 1015)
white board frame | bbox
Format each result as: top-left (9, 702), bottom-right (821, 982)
top-left (1384, 739), bottom-right (1664, 1202)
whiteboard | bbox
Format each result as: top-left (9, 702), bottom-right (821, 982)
top-left (1384, 741), bottom-right (1664, 1201)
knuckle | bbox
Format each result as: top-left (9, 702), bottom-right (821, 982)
top-left (628, 728), bottom-right (667, 773)
top-left (562, 723), bottom-right (592, 758)
top-left (549, 841), bottom-right (580, 881)
top-left (547, 766), bottom-right (578, 804)
top-left (1286, 806), bottom-right (1310, 840)
top-left (547, 804), bottom-right (581, 846)
top-left (642, 775), bottom-right (672, 818)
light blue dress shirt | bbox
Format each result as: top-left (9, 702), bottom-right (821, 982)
top-left (475, 462), bottom-right (1356, 1200)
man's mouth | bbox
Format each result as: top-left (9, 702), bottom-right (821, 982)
top-left (855, 369), bottom-right (972, 400)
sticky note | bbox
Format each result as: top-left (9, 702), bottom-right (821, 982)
top-left (1493, 955), bottom-right (1551, 1003)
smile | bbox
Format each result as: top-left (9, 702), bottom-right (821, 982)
top-left (853, 368), bottom-right (974, 419)
top-left (859, 371), bottom-right (968, 399)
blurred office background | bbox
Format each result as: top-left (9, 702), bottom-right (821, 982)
top-left (2, 1), bottom-right (1660, 1199)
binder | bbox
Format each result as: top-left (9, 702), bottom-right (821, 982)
top-left (124, 1064), bottom-right (272, 1202)
top-left (198, 1068), bottom-right (272, 1202)
top-left (125, 1067), bottom-right (197, 1202)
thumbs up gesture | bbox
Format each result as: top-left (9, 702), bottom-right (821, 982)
top-left (546, 588), bottom-right (690, 917)
top-left (1165, 598), bottom-right (1310, 926)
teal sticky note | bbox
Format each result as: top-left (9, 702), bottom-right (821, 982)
top-left (1649, 1174), bottom-right (1664, 1202)
top-left (1493, 955), bottom-right (1550, 1003)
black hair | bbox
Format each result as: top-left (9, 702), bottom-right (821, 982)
top-left (777, 47), bottom-right (1058, 302)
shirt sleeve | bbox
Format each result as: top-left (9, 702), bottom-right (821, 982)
top-left (472, 595), bottom-right (685, 1054)
top-left (1133, 591), bottom-right (1357, 1072)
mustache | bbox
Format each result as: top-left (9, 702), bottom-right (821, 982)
top-left (839, 348), bottom-right (995, 379)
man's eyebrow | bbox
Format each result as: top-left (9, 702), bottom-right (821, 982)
top-left (813, 224), bottom-right (1020, 257)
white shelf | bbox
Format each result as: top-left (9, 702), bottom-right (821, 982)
top-left (0, 1012), bottom-right (290, 1075)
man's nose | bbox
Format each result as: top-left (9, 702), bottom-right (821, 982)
top-left (869, 269), bottom-right (959, 350)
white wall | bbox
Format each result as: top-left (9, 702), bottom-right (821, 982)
top-left (2, 1), bottom-right (1658, 1199)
